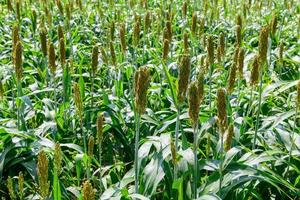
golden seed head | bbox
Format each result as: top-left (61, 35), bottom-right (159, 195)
top-left (279, 41), bottom-right (284, 62)
top-left (207, 35), bottom-right (214, 65)
top-left (271, 14), bottom-right (277, 36)
top-left (183, 31), bottom-right (189, 53)
top-left (227, 48), bottom-right (239, 94)
top-left (91, 45), bottom-right (99, 75)
top-left (7, 176), bottom-right (15, 200)
top-left (73, 82), bottom-right (83, 120)
top-left (57, 25), bottom-right (64, 41)
top-left (219, 32), bottom-right (225, 57)
top-left (250, 55), bottom-right (259, 86)
top-left (238, 48), bottom-right (245, 78)
top-left (163, 39), bottom-right (169, 61)
top-left (65, 3), bottom-right (71, 21)
top-left (54, 143), bottom-right (62, 174)
top-left (96, 113), bottom-right (104, 143)
top-left (217, 88), bottom-right (227, 134)
top-left (197, 73), bottom-right (204, 103)
top-left (166, 21), bottom-right (172, 41)
top-left (39, 28), bottom-right (47, 56)
top-left (88, 136), bottom-right (94, 157)
top-left (217, 46), bottom-right (221, 63)
top-left (188, 81), bottom-right (201, 125)
top-left (297, 80), bottom-right (300, 108)
top-left (14, 41), bottom-right (23, 81)
top-left (119, 23), bottom-right (126, 54)
top-left (56, 0), bottom-right (64, 15)
top-left (110, 21), bottom-right (115, 41)
top-left (236, 25), bottom-right (242, 47)
top-left (82, 181), bottom-right (95, 200)
top-left (134, 66), bottom-right (151, 115)
top-left (144, 11), bottom-right (151, 33)
top-left (133, 18), bottom-right (141, 47)
top-left (100, 47), bottom-right (108, 65)
top-left (199, 17), bottom-right (205, 37)
top-left (7, 0), bottom-right (13, 11)
top-left (191, 12), bottom-right (197, 36)
top-left (109, 41), bottom-right (116, 66)
top-left (224, 124), bottom-right (234, 151)
top-left (18, 171), bottom-right (24, 197)
top-left (12, 25), bottom-right (20, 61)
top-left (182, 1), bottom-right (187, 18)
top-left (236, 14), bottom-right (242, 29)
top-left (177, 54), bottom-right (191, 103)
top-left (37, 150), bottom-right (50, 199)
top-left (76, 0), bottom-right (83, 10)
top-left (170, 137), bottom-right (177, 164)
top-left (48, 42), bottom-right (56, 75)
top-left (59, 38), bottom-right (66, 67)
top-left (258, 26), bottom-right (269, 65)
top-left (16, 1), bottom-right (21, 20)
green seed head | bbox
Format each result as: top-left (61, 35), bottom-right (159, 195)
top-left (88, 136), bottom-right (95, 157)
top-left (96, 113), bottom-right (104, 144)
top-left (224, 124), bottom-right (234, 151)
top-left (37, 150), bottom-right (50, 199)
top-left (54, 143), bottom-right (62, 174)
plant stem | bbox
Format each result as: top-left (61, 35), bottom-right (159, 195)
top-left (134, 113), bottom-right (141, 194)
top-left (17, 79), bottom-right (21, 130)
top-left (99, 141), bottom-right (103, 193)
top-left (252, 65), bottom-right (264, 150)
top-left (219, 128), bottom-right (224, 196)
top-left (174, 105), bottom-right (180, 179)
top-left (193, 122), bottom-right (199, 199)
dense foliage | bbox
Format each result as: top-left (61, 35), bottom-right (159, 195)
top-left (0, 0), bottom-right (299, 199)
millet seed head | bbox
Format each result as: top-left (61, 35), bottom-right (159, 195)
top-left (191, 12), bottom-right (197, 36)
top-left (109, 41), bottom-right (116, 66)
top-left (82, 181), bottom-right (95, 200)
top-left (91, 45), bottom-right (99, 75)
top-left (96, 113), bottom-right (104, 144)
top-left (207, 35), bottom-right (214, 66)
top-left (188, 81), bottom-right (201, 125)
top-left (177, 54), bottom-right (191, 103)
top-left (37, 150), bottom-right (50, 199)
top-left (14, 41), bottom-right (23, 81)
top-left (88, 136), bottom-right (94, 157)
top-left (54, 143), bottom-right (62, 174)
top-left (48, 42), bottom-right (56, 75)
top-left (258, 26), bottom-right (269, 65)
top-left (59, 38), bottom-right (66, 67)
top-left (224, 124), bottom-right (234, 151)
top-left (134, 66), bottom-right (151, 115)
top-left (236, 25), bottom-right (242, 47)
top-left (163, 39), bottom-right (169, 61)
top-left (217, 88), bottom-right (227, 134)
top-left (119, 23), bottom-right (126, 54)
top-left (238, 48), bottom-right (245, 78)
top-left (250, 55), bottom-right (259, 86)
top-left (40, 27), bottom-right (48, 56)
